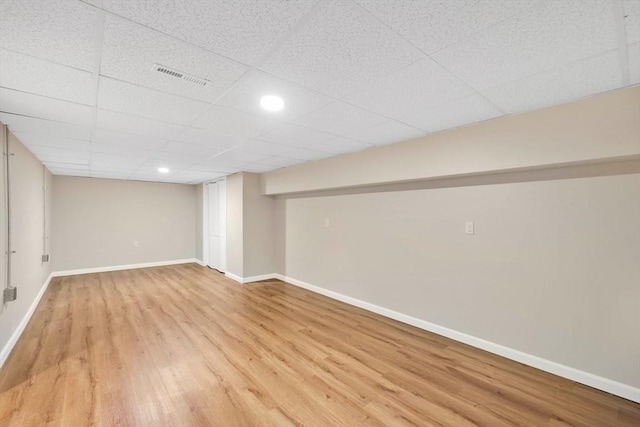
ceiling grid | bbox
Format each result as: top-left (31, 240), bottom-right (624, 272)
top-left (0, 0), bottom-right (637, 183)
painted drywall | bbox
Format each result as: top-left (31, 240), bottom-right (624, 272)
top-left (282, 173), bottom-right (640, 389)
top-left (225, 172), bottom-right (276, 279)
top-left (274, 198), bottom-right (286, 275)
top-left (51, 176), bottom-right (196, 271)
top-left (0, 127), bottom-right (52, 360)
top-left (242, 173), bottom-right (275, 278)
top-left (225, 173), bottom-right (244, 277)
top-left (195, 183), bottom-right (203, 262)
top-left (263, 86), bottom-right (640, 195)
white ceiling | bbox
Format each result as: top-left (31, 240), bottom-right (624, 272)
top-left (0, 0), bottom-right (638, 184)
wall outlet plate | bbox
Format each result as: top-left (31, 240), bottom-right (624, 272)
top-left (42, 254), bottom-right (50, 263)
top-left (3, 286), bottom-right (17, 303)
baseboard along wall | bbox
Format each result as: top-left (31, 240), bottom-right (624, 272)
top-left (3, 262), bottom-right (637, 403)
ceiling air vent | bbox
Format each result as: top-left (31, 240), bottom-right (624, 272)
top-left (152, 64), bottom-right (209, 86)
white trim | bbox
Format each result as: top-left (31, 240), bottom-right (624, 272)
top-left (243, 273), bottom-right (277, 283)
top-left (224, 272), bottom-right (277, 284)
top-left (51, 259), bottom-right (199, 277)
top-left (194, 258), bottom-right (206, 267)
top-left (276, 274), bottom-right (640, 403)
top-left (225, 272), bottom-right (244, 283)
top-left (0, 273), bottom-right (53, 369)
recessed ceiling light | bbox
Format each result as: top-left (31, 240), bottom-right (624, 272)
top-left (260, 95), bottom-right (284, 112)
top-left (158, 167), bottom-right (170, 173)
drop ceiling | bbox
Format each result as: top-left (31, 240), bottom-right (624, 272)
top-left (0, 0), bottom-right (638, 184)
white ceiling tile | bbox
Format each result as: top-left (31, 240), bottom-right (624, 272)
top-left (629, 43), bottom-right (640, 84)
top-left (96, 109), bottom-right (184, 139)
top-left (356, 0), bottom-right (537, 54)
top-left (90, 165), bottom-right (136, 173)
top-left (432, 0), bottom-right (619, 90)
top-left (28, 146), bottom-right (91, 162)
top-left (93, 128), bottom-right (170, 151)
top-left (0, 49), bottom-right (94, 104)
top-left (174, 127), bottom-right (245, 148)
top-left (281, 148), bottom-right (333, 161)
top-left (102, 0), bottom-right (315, 65)
top-left (0, 113), bottom-right (93, 140)
top-left (162, 141), bottom-right (228, 157)
top-left (343, 58), bottom-right (472, 120)
top-left (345, 120), bottom-right (424, 146)
top-left (90, 153), bottom-right (148, 167)
top-left (14, 133), bottom-right (91, 151)
top-left (91, 142), bottom-right (152, 158)
top-left (402, 94), bottom-right (502, 133)
top-left (482, 50), bottom-right (624, 114)
top-left (0, 88), bottom-right (93, 126)
top-left (310, 136), bottom-right (373, 154)
top-left (217, 70), bottom-right (333, 121)
top-left (209, 148), bottom-right (270, 164)
top-left (253, 156), bottom-right (305, 168)
top-left (192, 106), bottom-right (281, 138)
top-left (235, 139), bottom-right (295, 156)
top-left (257, 123), bottom-right (333, 147)
top-left (137, 158), bottom-right (195, 172)
top-left (97, 77), bottom-right (209, 124)
top-left (100, 16), bottom-right (247, 102)
top-left (0, 0), bottom-right (97, 70)
top-left (89, 163), bottom-right (138, 173)
top-left (624, 0), bottom-right (640, 45)
top-left (260, 0), bottom-right (423, 98)
top-left (293, 102), bottom-right (387, 135)
top-left (149, 151), bottom-right (207, 165)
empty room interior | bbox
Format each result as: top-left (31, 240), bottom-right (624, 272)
top-left (1, 0), bottom-right (639, 425)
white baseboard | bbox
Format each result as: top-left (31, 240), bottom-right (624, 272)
top-left (194, 259), bottom-right (207, 267)
top-left (275, 274), bottom-right (640, 403)
top-left (0, 273), bottom-right (53, 369)
top-left (224, 272), bottom-right (277, 284)
top-left (51, 258), bottom-right (199, 277)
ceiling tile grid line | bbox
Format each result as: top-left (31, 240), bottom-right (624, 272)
top-left (88, 7), bottom-right (105, 172)
top-left (613, 0), bottom-right (631, 85)
top-left (82, 1), bottom-right (256, 70)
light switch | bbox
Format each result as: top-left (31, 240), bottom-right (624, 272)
top-left (133, 240), bottom-right (139, 247)
top-left (465, 222), bottom-right (474, 235)
top-left (324, 218), bottom-right (330, 228)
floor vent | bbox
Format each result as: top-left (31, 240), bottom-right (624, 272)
top-left (152, 64), bottom-right (209, 86)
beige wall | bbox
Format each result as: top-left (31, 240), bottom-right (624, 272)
top-left (282, 172), bottom-right (640, 388)
top-left (225, 172), bottom-right (276, 278)
top-left (263, 87), bottom-right (640, 195)
top-left (195, 183), bottom-right (203, 262)
top-left (52, 176), bottom-right (196, 271)
top-left (225, 173), bottom-right (244, 277)
top-left (0, 127), bottom-right (52, 361)
top-left (242, 173), bottom-right (275, 278)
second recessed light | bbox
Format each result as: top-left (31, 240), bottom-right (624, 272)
top-left (260, 95), bottom-right (284, 112)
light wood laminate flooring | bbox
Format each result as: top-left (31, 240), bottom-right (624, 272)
top-left (0, 263), bottom-right (638, 426)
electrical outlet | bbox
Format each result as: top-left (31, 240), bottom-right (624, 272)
top-left (41, 254), bottom-right (50, 263)
top-left (133, 241), bottom-right (139, 248)
top-left (3, 286), bottom-right (17, 303)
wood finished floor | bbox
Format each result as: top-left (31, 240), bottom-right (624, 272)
top-left (0, 264), bottom-right (638, 426)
